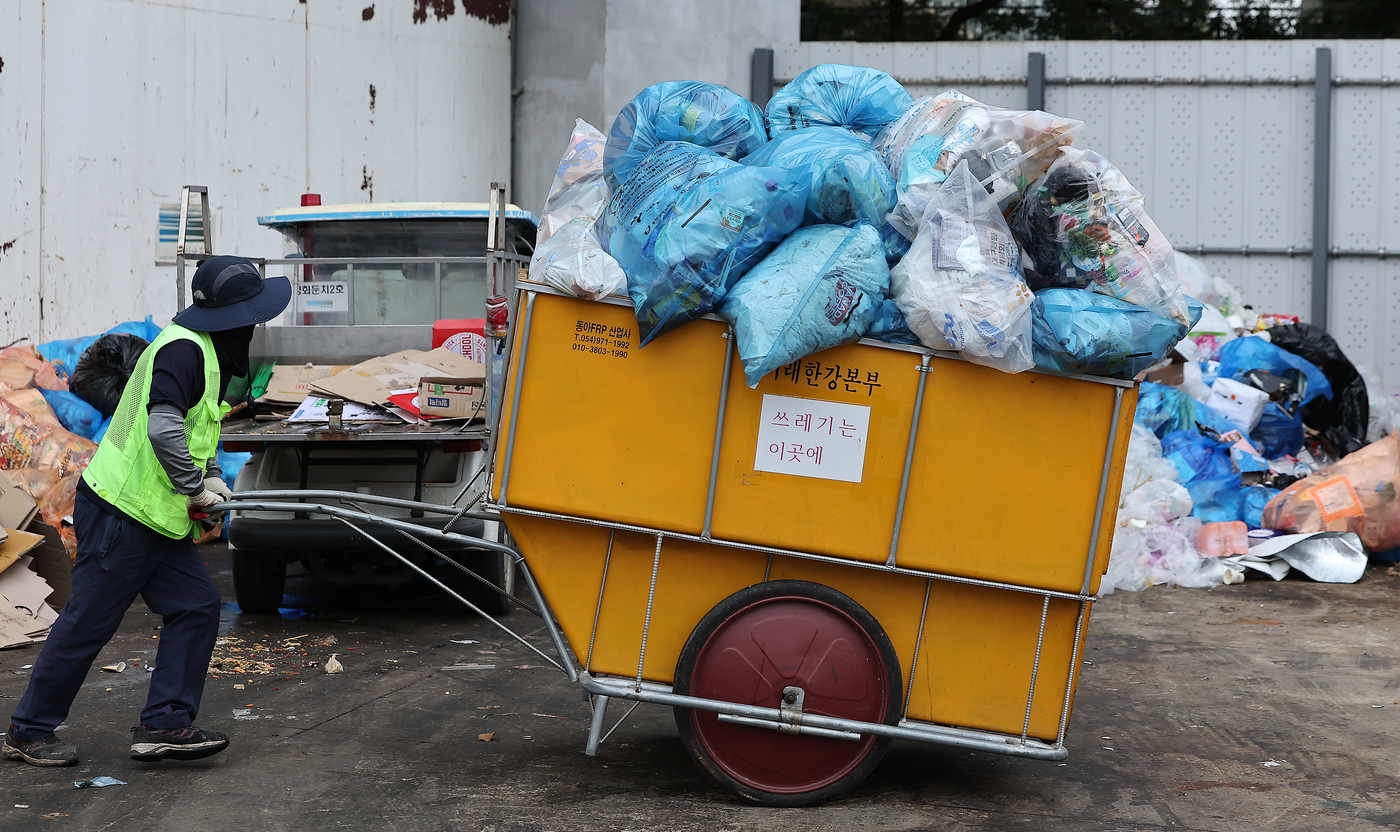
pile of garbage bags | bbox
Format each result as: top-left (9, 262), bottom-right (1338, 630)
top-left (534, 64), bottom-right (1192, 383)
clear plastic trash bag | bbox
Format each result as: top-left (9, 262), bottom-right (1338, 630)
top-left (598, 141), bottom-right (807, 346)
top-left (765, 64), bottom-right (913, 140)
top-left (1174, 249), bottom-right (1219, 307)
top-left (874, 90), bottom-right (1083, 240)
top-left (529, 214), bottom-right (627, 301)
top-left (1008, 147), bottom-right (1190, 326)
top-left (535, 119), bottom-right (609, 249)
top-left (889, 160), bottom-right (1034, 373)
top-left (603, 81), bottom-right (767, 191)
top-left (720, 223), bottom-right (889, 388)
top-left (1029, 288), bottom-right (1188, 379)
top-left (742, 126), bottom-right (896, 229)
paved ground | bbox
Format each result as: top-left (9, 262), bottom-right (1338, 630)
top-left (0, 543), bottom-right (1397, 831)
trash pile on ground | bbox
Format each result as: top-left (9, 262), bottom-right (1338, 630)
top-left (532, 63), bottom-right (1400, 591)
top-left (208, 633), bottom-right (337, 679)
top-left (0, 468), bottom-right (71, 648)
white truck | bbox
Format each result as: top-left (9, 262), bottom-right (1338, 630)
top-left (202, 189), bottom-right (536, 616)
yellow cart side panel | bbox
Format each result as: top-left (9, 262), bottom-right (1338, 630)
top-left (493, 293), bottom-right (727, 534)
top-left (708, 344), bottom-right (922, 565)
top-left (1085, 386), bottom-right (1138, 595)
top-left (896, 358), bottom-right (1130, 594)
top-left (507, 514), bottom-right (1089, 743)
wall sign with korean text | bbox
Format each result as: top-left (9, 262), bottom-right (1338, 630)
top-left (295, 281), bottom-right (349, 313)
top-left (754, 394), bottom-right (871, 483)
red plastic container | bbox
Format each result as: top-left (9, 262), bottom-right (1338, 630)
top-left (432, 319), bottom-right (488, 365)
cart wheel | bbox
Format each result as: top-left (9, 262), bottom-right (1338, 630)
top-left (672, 580), bottom-right (902, 807)
top-left (232, 550), bottom-right (286, 615)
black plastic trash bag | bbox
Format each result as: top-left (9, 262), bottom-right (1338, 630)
top-left (1266, 322), bottom-right (1370, 456)
top-left (70, 333), bottom-right (149, 417)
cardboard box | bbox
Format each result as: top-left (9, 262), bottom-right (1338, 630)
top-left (432, 319), bottom-right (489, 365)
top-left (0, 470), bottom-right (39, 531)
top-left (0, 528), bottom-right (43, 577)
top-left (418, 378), bottom-right (486, 420)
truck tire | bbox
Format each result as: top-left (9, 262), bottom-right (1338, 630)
top-left (232, 550), bottom-right (287, 616)
top-left (459, 551), bottom-right (515, 618)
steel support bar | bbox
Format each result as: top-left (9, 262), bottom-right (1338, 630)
top-left (717, 713), bottom-right (861, 741)
top-left (701, 332), bottom-right (734, 539)
top-left (585, 695), bottom-right (609, 757)
top-left (214, 500), bottom-right (517, 556)
top-left (223, 489), bottom-right (495, 521)
top-left (1026, 52), bottom-right (1046, 110)
top-left (751, 48), bottom-right (775, 108)
top-left (887, 356), bottom-right (931, 567)
top-left (581, 674), bottom-right (1068, 761)
top-left (1312, 47), bottom-right (1333, 332)
top-left (497, 291), bottom-right (537, 506)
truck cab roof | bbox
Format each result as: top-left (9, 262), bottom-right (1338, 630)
top-left (258, 201), bottom-right (539, 230)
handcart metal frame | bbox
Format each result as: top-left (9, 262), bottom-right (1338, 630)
top-left (216, 279), bottom-right (1131, 804)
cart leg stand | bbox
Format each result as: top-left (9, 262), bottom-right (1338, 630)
top-left (585, 695), bottom-right (610, 757)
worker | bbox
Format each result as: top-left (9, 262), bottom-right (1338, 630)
top-left (4, 257), bottom-right (291, 766)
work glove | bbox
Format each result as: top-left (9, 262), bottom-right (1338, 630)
top-left (187, 489), bottom-right (222, 511)
top-left (203, 476), bottom-right (234, 502)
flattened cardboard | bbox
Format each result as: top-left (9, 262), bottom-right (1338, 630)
top-left (0, 596), bottom-right (36, 649)
top-left (310, 348), bottom-right (485, 407)
top-left (0, 470), bottom-right (39, 531)
top-left (0, 528), bottom-right (42, 576)
top-left (260, 364), bottom-right (350, 406)
top-left (26, 521), bottom-right (71, 610)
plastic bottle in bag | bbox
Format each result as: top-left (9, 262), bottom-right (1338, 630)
top-left (604, 81), bottom-right (768, 191)
top-left (873, 91), bottom-right (1083, 241)
top-left (765, 64), bottom-right (913, 140)
top-left (719, 223), bottom-right (890, 388)
top-left (888, 160), bottom-right (1034, 373)
top-left (1008, 147), bottom-right (1190, 326)
top-left (535, 119), bottom-right (609, 249)
top-left (598, 142), bottom-right (807, 346)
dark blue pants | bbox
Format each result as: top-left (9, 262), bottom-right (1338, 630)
top-left (9, 490), bottom-right (221, 741)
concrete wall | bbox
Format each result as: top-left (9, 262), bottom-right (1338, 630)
top-left (511, 0), bottom-right (800, 217)
top-left (0, 0), bottom-right (512, 344)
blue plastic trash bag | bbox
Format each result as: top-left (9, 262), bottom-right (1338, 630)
top-left (719, 223), bottom-right (890, 387)
top-left (766, 64), bottom-right (913, 140)
top-left (92, 416), bottom-right (112, 445)
top-left (604, 81), bottom-right (768, 190)
top-left (37, 389), bottom-right (104, 440)
top-left (37, 316), bottom-right (162, 379)
top-left (742, 127), bottom-right (896, 228)
top-left (1135, 382), bottom-right (1237, 439)
top-left (1217, 335), bottom-right (1331, 404)
top-left (599, 142), bottom-right (807, 346)
top-left (1251, 400), bottom-right (1306, 458)
top-left (866, 299), bottom-right (920, 345)
top-left (1186, 475), bottom-right (1246, 524)
top-left (1161, 430), bottom-right (1234, 483)
top-left (1243, 485), bottom-right (1280, 528)
top-left (879, 222), bottom-right (910, 264)
top-left (216, 444), bottom-right (252, 489)
top-left (1030, 288), bottom-right (1188, 379)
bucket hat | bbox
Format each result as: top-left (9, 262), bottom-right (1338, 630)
top-left (172, 256), bottom-right (293, 332)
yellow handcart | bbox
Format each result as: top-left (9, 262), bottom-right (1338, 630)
top-left (226, 280), bottom-right (1137, 806)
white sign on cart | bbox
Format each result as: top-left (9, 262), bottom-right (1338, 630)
top-left (754, 394), bottom-right (871, 484)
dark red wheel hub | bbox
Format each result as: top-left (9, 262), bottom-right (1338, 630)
top-left (684, 594), bottom-right (892, 796)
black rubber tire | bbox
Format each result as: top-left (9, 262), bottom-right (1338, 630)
top-left (457, 551), bottom-right (514, 617)
top-left (231, 550), bottom-right (287, 616)
top-left (672, 580), bottom-right (902, 807)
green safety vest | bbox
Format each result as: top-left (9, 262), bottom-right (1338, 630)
top-left (82, 323), bottom-right (229, 539)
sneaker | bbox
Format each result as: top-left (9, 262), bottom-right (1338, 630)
top-left (3, 732), bottom-right (79, 767)
top-left (130, 725), bottom-right (229, 762)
